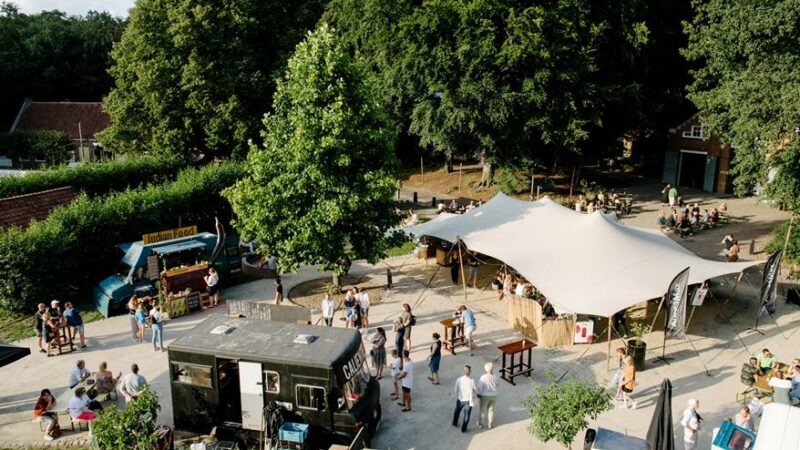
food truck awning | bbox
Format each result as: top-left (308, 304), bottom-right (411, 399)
top-left (152, 241), bottom-right (207, 255)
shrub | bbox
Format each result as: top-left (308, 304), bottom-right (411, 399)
top-left (525, 375), bottom-right (613, 449)
top-left (0, 130), bottom-right (72, 165)
top-left (0, 162), bottom-right (244, 312)
top-left (93, 385), bottom-right (160, 449)
top-left (496, 170), bottom-right (530, 195)
top-left (0, 155), bottom-right (186, 198)
top-left (765, 219), bottom-right (800, 266)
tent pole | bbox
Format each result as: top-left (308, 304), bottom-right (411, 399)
top-left (457, 239), bottom-right (468, 301)
top-left (782, 215), bottom-right (795, 255)
top-left (606, 316), bottom-right (612, 372)
top-left (649, 296), bottom-right (665, 333)
top-left (685, 306), bottom-right (697, 333)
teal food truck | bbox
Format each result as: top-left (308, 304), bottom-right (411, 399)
top-left (93, 229), bottom-right (241, 317)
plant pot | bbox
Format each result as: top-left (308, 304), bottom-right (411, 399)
top-left (627, 339), bottom-right (647, 371)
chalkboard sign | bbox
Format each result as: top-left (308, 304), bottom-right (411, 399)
top-left (147, 255), bottom-right (160, 281)
top-left (187, 292), bottom-right (201, 311)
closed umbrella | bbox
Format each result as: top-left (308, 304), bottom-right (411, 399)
top-left (646, 378), bottom-right (674, 450)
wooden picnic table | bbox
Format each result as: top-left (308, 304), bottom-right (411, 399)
top-left (498, 339), bottom-right (536, 385)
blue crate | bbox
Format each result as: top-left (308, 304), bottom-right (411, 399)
top-left (278, 422), bottom-right (309, 444)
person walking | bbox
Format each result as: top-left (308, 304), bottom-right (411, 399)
top-left (63, 302), bottom-right (86, 349)
top-left (610, 347), bottom-right (627, 396)
top-left (321, 294), bottom-right (335, 326)
top-left (34, 303), bottom-right (47, 354)
top-left (400, 303), bottom-right (413, 350)
top-left (127, 296), bottom-right (139, 342)
top-left (619, 355), bottom-right (637, 409)
top-left (150, 304), bottom-right (166, 352)
top-left (393, 317), bottom-right (405, 356)
top-left (397, 350), bottom-right (413, 412)
top-left (274, 277), bottom-right (283, 305)
top-left (453, 365), bottom-right (476, 432)
top-left (459, 305), bottom-right (477, 356)
top-left (476, 362), bottom-right (498, 429)
top-left (681, 399), bottom-right (703, 450)
top-left (426, 333), bottom-right (442, 385)
top-left (371, 327), bottom-right (387, 379)
top-left (204, 268), bottom-right (220, 306)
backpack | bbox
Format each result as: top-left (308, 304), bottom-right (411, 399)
top-left (410, 314), bottom-right (417, 326)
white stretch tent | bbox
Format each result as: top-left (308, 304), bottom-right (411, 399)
top-left (405, 193), bottom-right (760, 317)
top-left (754, 403), bottom-right (800, 450)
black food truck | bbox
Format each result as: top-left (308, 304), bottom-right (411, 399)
top-left (168, 316), bottom-right (381, 448)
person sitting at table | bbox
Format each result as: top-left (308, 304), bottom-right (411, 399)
top-left (740, 357), bottom-right (761, 387)
top-left (657, 209), bottom-right (666, 227)
top-left (710, 208), bottom-right (720, 226)
top-left (734, 406), bottom-right (754, 431)
top-left (757, 348), bottom-right (777, 374)
top-left (33, 388), bottom-right (59, 441)
top-left (121, 363), bottom-right (147, 402)
top-left (768, 370), bottom-right (792, 405)
top-left (68, 359), bottom-right (92, 389)
top-left (95, 361), bottom-right (121, 395)
top-left (68, 387), bottom-right (97, 423)
top-left (665, 210), bottom-right (677, 229)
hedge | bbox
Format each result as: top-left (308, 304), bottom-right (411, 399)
top-left (0, 130), bottom-right (72, 165)
top-left (0, 155), bottom-right (186, 198)
top-left (765, 219), bottom-right (800, 267)
top-left (0, 162), bottom-right (244, 313)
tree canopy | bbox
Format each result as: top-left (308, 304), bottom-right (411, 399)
top-left (101, 0), bottom-right (325, 160)
top-left (225, 24), bottom-right (400, 274)
top-left (685, 0), bottom-right (800, 211)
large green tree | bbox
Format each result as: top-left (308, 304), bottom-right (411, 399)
top-left (685, 0), bottom-right (800, 211)
top-left (101, 0), bottom-right (325, 160)
top-left (225, 24), bottom-right (399, 277)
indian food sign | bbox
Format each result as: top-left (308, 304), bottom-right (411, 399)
top-left (142, 225), bottom-right (198, 244)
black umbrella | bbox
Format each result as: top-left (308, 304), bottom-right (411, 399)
top-left (646, 378), bottom-right (674, 450)
top-left (0, 341), bottom-right (31, 368)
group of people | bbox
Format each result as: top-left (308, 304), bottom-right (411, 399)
top-left (658, 204), bottom-right (725, 239)
top-left (34, 300), bottom-right (86, 357)
top-left (721, 234), bottom-right (741, 262)
top-left (32, 359), bottom-right (148, 441)
top-left (126, 295), bottom-right (168, 351)
top-left (452, 363), bottom-right (499, 431)
top-left (574, 189), bottom-right (627, 214)
top-left (319, 286), bottom-right (371, 329)
top-left (741, 349), bottom-right (800, 405)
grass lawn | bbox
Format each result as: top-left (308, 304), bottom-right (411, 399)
top-left (388, 240), bottom-right (416, 257)
top-left (0, 304), bottom-right (104, 343)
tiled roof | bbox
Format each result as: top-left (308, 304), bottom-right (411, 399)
top-left (13, 102), bottom-right (110, 140)
top-left (0, 186), bottom-right (78, 230)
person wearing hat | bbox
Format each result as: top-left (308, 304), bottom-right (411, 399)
top-left (49, 300), bottom-right (65, 326)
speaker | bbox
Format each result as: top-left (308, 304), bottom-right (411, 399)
top-left (787, 287), bottom-right (800, 306)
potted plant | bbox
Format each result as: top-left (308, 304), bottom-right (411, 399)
top-left (525, 375), bottom-right (613, 449)
top-left (627, 321), bottom-right (648, 371)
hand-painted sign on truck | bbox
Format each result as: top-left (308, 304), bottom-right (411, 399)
top-left (341, 347), bottom-right (367, 381)
top-left (143, 225), bottom-right (198, 244)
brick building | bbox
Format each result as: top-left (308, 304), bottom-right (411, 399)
top-left (663, 113), bottom-right (732, 193)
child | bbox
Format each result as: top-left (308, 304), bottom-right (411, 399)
top-left (389, 349), bottom-right (401, 401)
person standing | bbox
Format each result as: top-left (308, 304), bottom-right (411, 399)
top-left (274, 277), bottom-right (283, 305)
top-left (397, 350), bottom-right (413, 412)
top-left (371, 327), bottom-right (386, 379)
top-left (63, 302), bottom-right (86, 349)
top-left (400, 304), bottom-right (413, 350)
top-left (127, 296), bottom-right (139, 342)
top-left (467, 253), bottom-right (479, 289)
top-left (204, 268), bottom-right (220, 306)
top-left (121, 364), bottom-right (147, 402)
top-left (34, 303), bottom-right (47, 354)
top-left (393, 317), bottom-right (405, 357)
top-left (357, 287), bottom-right (370, 328)
top-left (150, 304), bottom-right (165, 352)
top-left (135, 305), bottom-right (147, 343)
top-left (452, 365), bottom-right (476, 432)
top-left (668, 185), bottom-right (678, 207)
top-left (49, 300), bottom-right (64, 325)
top-left (459, 305), bottom-right (477, 356)
top-left (344, 291), bottom-right (357, 329)
top-left (389, 349), bottom-right (401, 401)
top-left (426, 333), bottom-right (442, 385)
top-left (33, 388), bottom-right (59, 441)
top-left (476, 362), bottom-right (498, 429)
top-left (321, 294), bottom-right (335, 326)
top-left (681, 399), bottom-right (703, 450)
top-left (42, 312), bottom-right (58, 357)
top-left (613, 309), bottom-right (628, 338)
top-left (610, 347), bottom-right (627, 396)
top-left (450, 253), bottom-right (460, 285)
top-left (619, 355), bottom-right (637, 409)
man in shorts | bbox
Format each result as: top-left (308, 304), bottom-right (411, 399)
top-left (63, 302), bottom-right (86, 349)
top-left (34, 303), bottom-right (47, 353)
top-left (467, 253), bottom-right (480, 288)
top-left (355, 287), bottom-right (370, 328)
top-left (459, 305), bottom-right (477, 357)
top-left (397, 350), bottom-right (413, 412)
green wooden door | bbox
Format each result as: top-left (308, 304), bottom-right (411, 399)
top-left (662, 151), bottom-right (679, 184)
top-left (703, 155), bottom-right (718, 192)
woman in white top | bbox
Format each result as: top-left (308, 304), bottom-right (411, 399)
top-left (476, 362), bottom-right (498, 429)
top-left (149, 305), bottom-right (166, 352)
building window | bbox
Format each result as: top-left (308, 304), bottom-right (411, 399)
top-left (264, 370), bottom-right (280, 394)
top-left (172, 362), bottom-right (213, 388)
top-left (682, 125), bottom-right (705, 139)
top-left (296, 384), bottom-right (326, 411)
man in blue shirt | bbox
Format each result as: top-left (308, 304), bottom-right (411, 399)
top-left (459, 305), bottom-right (477, 357)
top-left (63, 302), bottom-right (86, 349)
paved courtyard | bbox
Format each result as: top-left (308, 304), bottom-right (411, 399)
top-left (0, 183), bottom-right (795, 449)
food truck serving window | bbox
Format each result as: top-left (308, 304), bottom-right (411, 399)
top-left (296, 384), bottom-right (326, 411)
top-left (172, 362), bottom-right (213, 388)
top-left (264, 370), bottom-right (279, 394)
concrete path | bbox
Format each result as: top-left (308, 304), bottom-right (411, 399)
top-left (0, 181), bottom-right (795, 449)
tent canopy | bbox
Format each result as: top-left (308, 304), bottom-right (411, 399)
top-left (405, 193), bottom-right (759, 317)
top-left (0, 341), bottom-right (30, 367)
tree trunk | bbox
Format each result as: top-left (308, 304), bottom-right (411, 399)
top-left (444, 156), bottom-right (453, 173)
top-left (479, 161), bottom-right (495, 186)
top-left (332, 272), bottom-right (340, 289)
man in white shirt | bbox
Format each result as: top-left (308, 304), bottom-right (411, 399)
top-left (68, 359), bottom-right (92, 389)
top-left (397, 350), bottom-right (413, 412)
top-left (121, 363), bottom-right (147, 402)
top-left (356, 287), bottom-right (370, 328)
top-left (321, 294), bottom-right (335, 327)
top-left (681, 399), bottom-right (703, 450)
top-left (452, 365), bottom-right (476, 432)
top-left (267, 255), bottom-right (279, 272)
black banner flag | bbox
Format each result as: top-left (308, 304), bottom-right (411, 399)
top-left (665, 267), bottom-right (691, 339)
top-left (760, 251), bottom-right (782, 315)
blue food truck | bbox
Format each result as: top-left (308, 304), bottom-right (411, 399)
top-left (93, 231), bottom-right (241, 317)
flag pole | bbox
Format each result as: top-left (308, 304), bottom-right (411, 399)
top-left (649, 296), bottom-right (665, 333)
